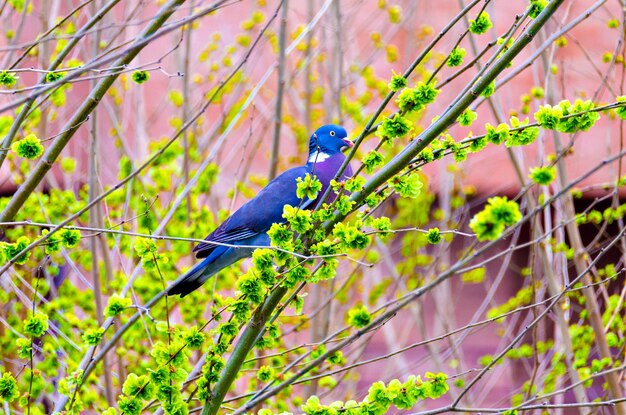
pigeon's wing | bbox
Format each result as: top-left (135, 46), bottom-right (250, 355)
top-left (193, 166), bottom-right (313, 259)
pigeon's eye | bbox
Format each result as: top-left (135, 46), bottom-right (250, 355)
top-left (330, 131), bottom-right (336, 136)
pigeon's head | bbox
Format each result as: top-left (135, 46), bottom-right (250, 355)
top-left (308, 124), bottom-right (353, 158)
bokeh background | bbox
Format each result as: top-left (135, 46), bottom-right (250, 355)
top-left (0, 1), bottom-right (624, 414)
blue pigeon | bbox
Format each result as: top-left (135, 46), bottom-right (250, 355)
top-left (167, 124), bottom-right (353, 297)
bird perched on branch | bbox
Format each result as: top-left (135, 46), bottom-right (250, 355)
top-left (167, 124), bottom-right (354, 297)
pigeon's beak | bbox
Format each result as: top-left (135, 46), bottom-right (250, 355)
top-left (342, 138), bottom-right (354, 149)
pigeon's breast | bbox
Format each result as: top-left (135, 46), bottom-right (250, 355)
top-left (310, 153), bottom-right (352, 196)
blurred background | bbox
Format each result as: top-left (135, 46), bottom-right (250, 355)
top-left (0, 1), bottom-right (624, 414)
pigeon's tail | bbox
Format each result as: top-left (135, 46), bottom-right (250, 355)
top-left (167, 256), bottom-right (214, 297)
top-left (167, 245), bottom-right (254, 297)
top-left (167, 246), bottom-right (229, 297)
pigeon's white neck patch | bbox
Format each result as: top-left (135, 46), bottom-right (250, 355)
top-left (308, 150), bottom-right (331, 163)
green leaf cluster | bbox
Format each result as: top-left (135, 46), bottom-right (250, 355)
top-left (426, 227), bottom-right (441, 244)
top-left (252, 248), bottom-right (277, 285)
top-left (396, 82), bottom-right (439, 113)
top-left (345, 176), bottom-right (366, 193)
top-left (391, 173), bottom-right (423, 198)
top-left (11, 133), bottom-right (44, 159)
top-left (298, 373), bottom-right (449, 415)
top-left (131, 70), bottom-right (150, 84)
top-left (347, 304), bottom-right (372, 328)
top-left (506, 116), bottom-right (539, 147)
top-left (362, 150), bottom-right (385, 173)
top-left (470, 197), bottom-right (522, 241)
top-left (41, 229), bottom-right (61, 254)
top-left (0, 70), bottom-right (17, 87)
top-left (59, 228), bottom-right (81, 248)
top-left (81, 327), bottom-right (104, 346)
top-left (105, 294), bottom-right (132, 317)
top-left (283, 205), bottom-right (313, 233)
top-left (487, 283), bottom-right (538, 321)
top-left (296, 174), bottom-right (322, 200)
top-left (461, 267), bottom-right (486, 283)
top-left (131, 234), bottom-right (168, 270)
top-left (376, 114), bottom-right (413, 140)
top-left (534, 100), bottom-right (600, 133)
top-left (45, 71), bottom-right (65, 83)
top-left (370, 216), bottom-right (391, 235)
top-left (267, 223), bottom-right (293, 249)
top-left (457, 109), bottom-right (477, 127)
top-left (528, 0), bottom-right (548, 18)
top-left (485, 122), bottom-right (510, 145)
top-left (333, 222), bottom-right (370, 250)
top-left (23, 312), bottom-right (49, 338)
top-left (0, 372), bottom-right (18, 402)
top-left (1, 236), bottom-right (31, 264)
top-left (257, 365), bottom-right (275, 382)
top-left (469, 12), bottom-right (493, 35)
top-left (122, 373), bottom-right (154, 401)
top-left (447, 47), bottom-right (466, 67)
top-left (528, 165), bottom-right (556, 185)
top-left (480, 81), bottom-right (496, 97)
top-left (387, 71), bottom-right (407, 92)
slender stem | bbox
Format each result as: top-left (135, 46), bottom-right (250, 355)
top-left (535, 25), bottom-right (590, 414)
top-left (87, 0), bottom-right (114, 405)
top-left (554, 130), bottom-right (626, 415)
top-left (269, 0), bottom-right (288, 180)
top-left (181, 4), bottom-right (194, 264)
top-left (332, 0), bottom-right (342, 122)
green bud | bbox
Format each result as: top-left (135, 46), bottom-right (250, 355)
top-left (296, 173), bottom-right (322, 200)
top-left (426, 228), bottom-right (442, 244)
top-left (469, 12), bottom-right (492, 34)
top-left (388, 71), bottom-right (407, 91)
top-left (11, 133), bottom-right (44, 159)
top-left (347, 304), bottom-right (372, 328)
top-left (529, 166), bottom-right (556, 185)
top-left (105, 294), bottom-right (132, 317)
top-left (447, 47), bottom-right (466, 67)
top-left (131, 70), bottom-right (150, 84)
top-left (82, 327), bottom-right (104, 346)
top-left (59, 228), bottom-right (81, 248)
top-left (122, 373), bottom-right (154, 400)
top-left (391, 173), bottom-right (423, 198)
top-left (23, 312), bottom-right (49, 338)
top-left (0, 372), bottom-right (19, 402)
top-left (0, 70), bottom-right (17, 87)
top-left (45, 71), bottom-right (65, 83)
top-left (457, 109), bottom-right (477, 127)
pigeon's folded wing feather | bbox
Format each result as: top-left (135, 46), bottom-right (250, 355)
top-left (193, 166), bottom-right (312, 259)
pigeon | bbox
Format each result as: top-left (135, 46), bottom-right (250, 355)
top-left (167, 124), bottom-right (353, 297)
